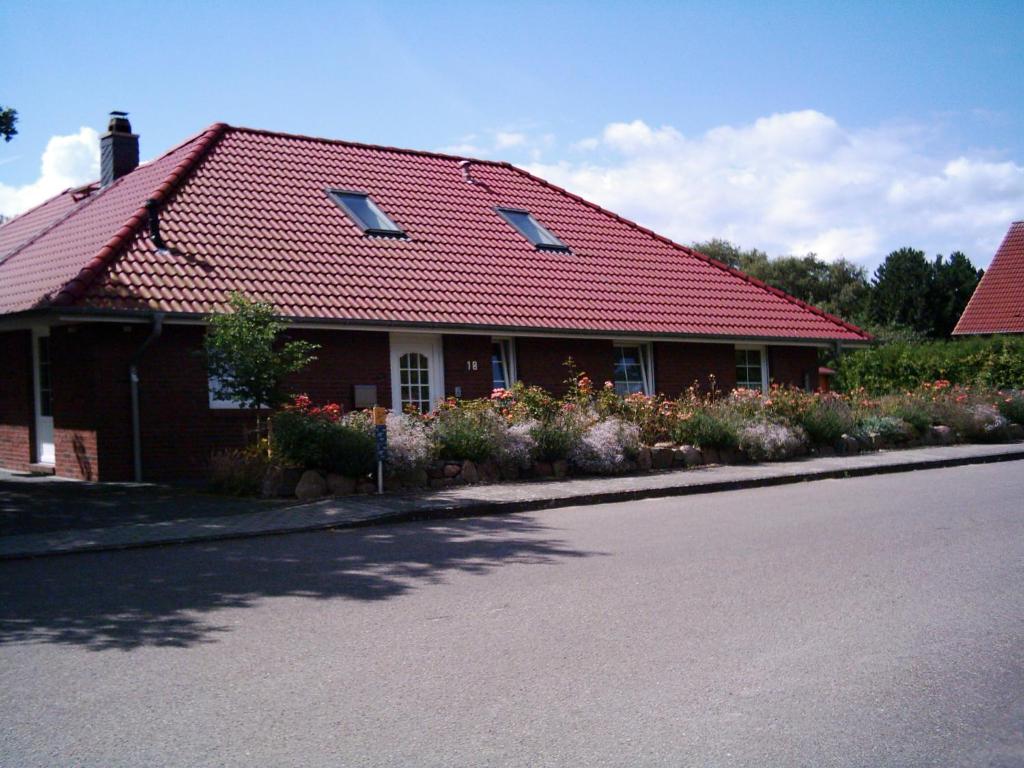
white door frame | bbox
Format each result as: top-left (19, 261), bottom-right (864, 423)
top-left (31, 327), bottom-right (55, 465)
top-left (389, 333), bottom-right (445, 413)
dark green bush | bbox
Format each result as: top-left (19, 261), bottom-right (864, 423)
top-left (271, 409), bottom-right (375, 477)
top-left (208, 447), bottom-right (270, 495)
top-left (835, 336), bottom-right (1024, 393)
top-left (887, 401), bottom-right (932, 435)
top-left (671, 410), bottom-right (739, 449)
top-left (433, 407), bottom-right (502, 462)
top-left (530, 418), bottom-right (581, 462)
top-left (999, 391), bottom-right (1024, 425)
top-left (799, 400), bottom-right (854, 445)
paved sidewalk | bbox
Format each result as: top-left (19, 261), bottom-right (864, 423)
top-left (2, 442), bottom-right (1022, 559)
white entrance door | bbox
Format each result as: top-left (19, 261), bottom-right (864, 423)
top-left (389, 334), bottom-right (445, 413)
top-left (32, 328), bottom-right (55, 465)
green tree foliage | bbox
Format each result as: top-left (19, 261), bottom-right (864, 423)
top-left (868, 247), bottom-right (934, 333)
top-left (0, 107), bottom-right (17, 142)
top-left (931, 251), bottom-right (983, 338)
top-left (204, 293), bottom-right (319, 423)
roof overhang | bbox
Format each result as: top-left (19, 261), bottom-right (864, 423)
top-left (0, 306), bottom-right (872, 348)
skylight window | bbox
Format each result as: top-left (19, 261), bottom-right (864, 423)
top-left (495, 207), bottom-right (569, 251)
top-left (328, 190), bottom-right (404, 236)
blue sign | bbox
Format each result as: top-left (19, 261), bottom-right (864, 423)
top-left (375, 424), bottom-right (388, 461)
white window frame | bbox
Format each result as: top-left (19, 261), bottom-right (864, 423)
top-left (735, 345), bottom-right (769, 392)
top-left (613, 342), bottom-right (654, 396)
top-left (491, 337), bottom-right (517, 390)
top-left (32, 327), bottom-right (55, 465)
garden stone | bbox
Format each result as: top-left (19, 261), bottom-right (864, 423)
top-left (429, 477), bottom-right (454, 490)
top-left (637, 447), bottom-right (652, 471)
top-left (261, 465), bottom-right (303, 498)
top-left (552, 460), bottom-right (569, 478)
top-left (1008, 424), bottom-right (1024, 441)
top-left (681, 446), bottom-right (703, 467)
top-left (835, 435), bottom-right (860, 455)
top-left (651, 446), bottom-right (674, 470)
top-left (928, 425), bottom-right (955, 445)
top-left (443, 462), bottom-right (462, 478)
top-left (461, 460), bottom-right (479, 483)
top-left (701, 447), bottom-right (720, 465)
top-left (671, 448), bottom-right (688, 466)
top-left (718, 447), bottom-right (737, 464)
top-left (816, 445), bottom-right (836, 457)
top-left (295, 470), bottom-right (328, 501)
top-left (477, 461), bottom-right (501, 483)
top-left (426, 461), bottom-right (446, 480)
top-left (326, 473), bottom-right (357, 495)
top-left (533, 461), bottom-right (553, 477)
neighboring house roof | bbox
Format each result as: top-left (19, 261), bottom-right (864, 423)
top-left (953, 221), bottom-right (1024, 335)
top-left (0, 123), bottom-right (869, 342)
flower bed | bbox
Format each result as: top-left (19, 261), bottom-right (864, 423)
top-left (221, 377), bottom-right (1024, 500)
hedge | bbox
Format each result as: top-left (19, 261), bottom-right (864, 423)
top-left (835, 336), bottom-right (1024, 393)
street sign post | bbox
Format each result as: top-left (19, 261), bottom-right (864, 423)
top-left (373, 406), bottom-right (388, 494)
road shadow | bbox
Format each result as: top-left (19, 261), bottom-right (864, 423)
top-left (0, 515), bottom-right (598, 652)
top-left (0, 474), bottom-right (291, 537)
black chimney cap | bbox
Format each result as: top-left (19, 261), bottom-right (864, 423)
top-left (107, 111), bottom-right (133, 135)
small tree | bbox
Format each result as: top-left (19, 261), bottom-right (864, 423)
top-left (0, 107), bottom-right (17, 143)
top-left (205, 293), bottom-right (319, 435)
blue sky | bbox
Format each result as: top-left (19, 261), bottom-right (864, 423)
top-left (2, 0), bottom-right (1022, 268)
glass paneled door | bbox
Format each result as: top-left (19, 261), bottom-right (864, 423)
top-left (389, 334), bottom-right (444, 414)
top-left (32, 328), bottom-right (54, 465)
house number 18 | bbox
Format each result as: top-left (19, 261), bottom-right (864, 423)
top-left (466, 360), bottom-right (478, 371)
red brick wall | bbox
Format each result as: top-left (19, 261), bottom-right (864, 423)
top-left (515, 337), bottom-right (615, 395)
top-left (768, 345), bottom-right (819, 390)
top-left (0, 330), bottom-right (34, 472)
top-left (443, 334), bottom-right (494, 400)
top-left (653, 342), bottom-right (736, 397)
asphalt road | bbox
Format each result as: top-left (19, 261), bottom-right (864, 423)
top-left (1, 463), bottom-right (1022, 767)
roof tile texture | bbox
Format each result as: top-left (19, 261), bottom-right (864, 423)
top-left (954, 221), bottom-right (1024, 335)
top-left (0, 125), bottom-right (868, 341)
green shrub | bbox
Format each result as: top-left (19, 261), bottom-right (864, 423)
top-left (999, 391), bottom-right (1024, 425)
top-left (835, 336), bottom-right (1024, 393)
top-left (671, 410), bottom-right (739, 450)
top-left (530, 417), bottom-right (582, 462)
top-left (271, 408), bottom-right (375, 477)
top-left (799, 399), bottom-right (854, 445)
top-left (432, 406), bottom-right (504, 462)
top-left (886, 400), bottom-right (932, 435)
top-left (208, 446), bottom-right (270, 495)
top-left (944, 404), bottom-right (1011, 443)
top-left (854, 414), bottom-right (913, 444)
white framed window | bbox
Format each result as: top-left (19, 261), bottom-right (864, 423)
top-left (208, 374), bottom-right (246, 409)
top-left (613, 343), bottom-right (653, 396)
top-left (398, 352), bottom-right (431, 412)
top-left (491, 337), bottom-right (517, 390)
top-left (735, 346), bottom-right (769, 391)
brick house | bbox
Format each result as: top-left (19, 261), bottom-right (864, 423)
top-left (953, 221), bottom-right (1024, 336)
top-left (0, 113), bottom-right (869, 481)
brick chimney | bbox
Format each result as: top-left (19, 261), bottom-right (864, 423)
top-left (100, 111), bottom-right (139, 187)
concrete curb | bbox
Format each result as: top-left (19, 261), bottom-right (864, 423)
top-left (3, 444), bottom-right (1024, 560)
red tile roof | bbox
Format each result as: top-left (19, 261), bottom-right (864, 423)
top-left (953, 221), bottom-right (1024, 335)
top-left (0, 124), bottom-right (869, 342)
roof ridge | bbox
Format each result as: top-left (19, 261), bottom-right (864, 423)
top-left (1, 180), bottom-right (117, 271)
top-left (503, 163), bottom-right (871, 341)
top-left (51, 123), bottom-right (229, 307)
top-left (226, 124), bottom-right (512, 167)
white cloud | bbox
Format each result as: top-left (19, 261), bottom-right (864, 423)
top-left (495, 131), bottom-right (526, 149)
top-left (527, 111), bottom-right (1024, 268)
top-left (0, 127), bottom-right (100, 217)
